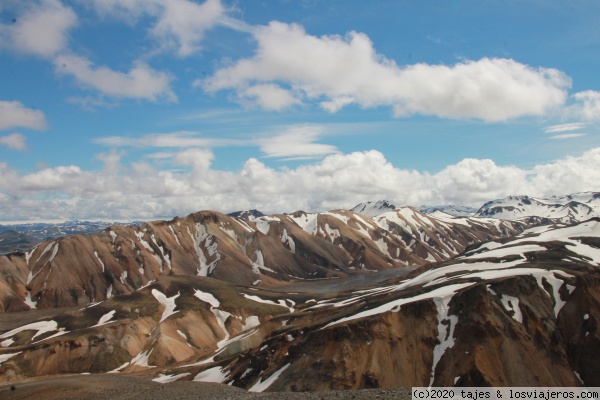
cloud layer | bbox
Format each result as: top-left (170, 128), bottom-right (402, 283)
top-left (203, 22), bottom-right (571, 122)
top-left (2, 147), bottom-right (600, 222)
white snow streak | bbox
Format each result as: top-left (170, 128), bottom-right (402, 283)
top-left (153, 372), bottom-right (191, 383)
top-left (152, 289), bottom-right (180, 323)
top-left (248, 363), bottom-right (291, 392)
top-left (93, 310), bottom-right (116, 327)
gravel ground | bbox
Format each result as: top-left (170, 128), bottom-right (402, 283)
top-left (0, 374), bottom-right (412, 400)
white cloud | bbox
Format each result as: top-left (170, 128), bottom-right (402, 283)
top-left (259, 125), bottom-right (339, 159)
top-left (203, 22), bottom-right (571, 121)
top-left (530, 148), bottom-right (600, 195)
top-left (0, 133), bottom-right (27, 150)
top-left (544, 122), bottom-right (587, 133)
top-left (240, 84), bottom-right (301, 111)
top-left (0, 0), bottom-right (77, 57)
top-left (54, 54), bottom-right (176, 101)
top-left (2, 147), bottom-right (600, 222)
top-left (0, 100), bottom-right (47, 131)
top-left (95, 131), bottom-right (240, 148)
top-left (89, 0), bottom-right (224, 57)
top-left (433, 159), bottom-right (529, 205)
top-left (570, 90), bottom-right (600, 120)
top-left (549, 133), bottom-right (586, 140)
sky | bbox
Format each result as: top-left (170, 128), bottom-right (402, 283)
top-left (1, 0), bottom-right (600, 223)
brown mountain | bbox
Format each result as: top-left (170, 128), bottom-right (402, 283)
top-left (4, 209), bottom-right (595, 391)
top-left (0, 207), bottom-right (528, 312)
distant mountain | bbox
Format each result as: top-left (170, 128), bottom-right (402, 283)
top-left (350, 200), bottom-right (398, 217)
top-left (0, 220), bottom-right (143, 240)
top-left (418, 205), bottom-right (477, 217)
top-left (0, 230), bottom-right (40, 254)
top-left (227, 210), bottom-right (265, 220)
top-left (475, 192), bottom-right (600, 223)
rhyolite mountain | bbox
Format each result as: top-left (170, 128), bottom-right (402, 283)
top-left (0, 201), bottom-right (598, 391)
top-left (0, 207), bottom-right (527, 311)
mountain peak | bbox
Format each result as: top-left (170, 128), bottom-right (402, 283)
top-left (226, 209), bottom-right (265, 220)
top-left (349, 200), bottom-right (398, 217)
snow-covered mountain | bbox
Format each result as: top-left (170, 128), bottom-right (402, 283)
top-left (350, 200), bottom-right (398, 217)
top-left (475, 192), bottom-right (600, 223)
top-left (351, 200), bottom-right (477, 218)
top-left (418, 205), bottom-right (477, 217)
top-left (0, 220), bottom-right (142, 241)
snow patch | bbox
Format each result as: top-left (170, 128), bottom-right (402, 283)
top-left (500, 295), bottom-right (523, 323)
top-left (94, 251), bottom-right (105, 272)
top-left (280, 229), bottom-right (295, 253)
top-left (0, 352), bottom-right (22, 365)
top-left (169, 226), bottom-right (181, 247)
top-left (251, 250), bottom-right (274, 274)
top-left (429, 295), bottom-right (459, 387)
top-left (24, 291), bottom-right (37, 309)
top-left (0, 320), bottom-right (59, 341)
top-left (194, 289), bottom-right (220, 308)
top-left (194, 366), bottom-right (228, 383)
top-left (248, 363), bottom-right (291, 392)
top-left (93, 310), bottom-right (116, 327)
top-left (153, 372), bottom-right (190, 383)
top-left (119, 270), bottom-right (128, 284)
top-left (130, 348), bottom-right (154, 368)
top-left (152, 289), bottom-right (180, 323)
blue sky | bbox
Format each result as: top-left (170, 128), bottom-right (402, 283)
top-left (1, 0), bottom-right (600, 222)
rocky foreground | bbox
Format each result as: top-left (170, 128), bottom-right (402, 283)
top-left (0, 374), bottom-right (411, 400)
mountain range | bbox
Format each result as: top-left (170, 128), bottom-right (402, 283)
top-left (0, 192), bottom-right (599, 392)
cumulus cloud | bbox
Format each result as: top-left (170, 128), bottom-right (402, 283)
top-left (54, 54), bottom-right (176, 101)
top-left (570, 90), bottom-right (600, 120)
top-left (530, 148), bottom-right (600, 195)
top-left (90, 0), bottom-right (224, 57)
top-left (1, 147), bottom-right (600, 222)
top-left (240, 84), bottom-right (301, 111)
top-left (0, 100), bottom-right (47, 130)
top-left (0, 133), bottom-right (27, 150)
top-left (202, 22), bottom-right (571, 121)
top-left (0, 0), bottom-right (77, 57)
